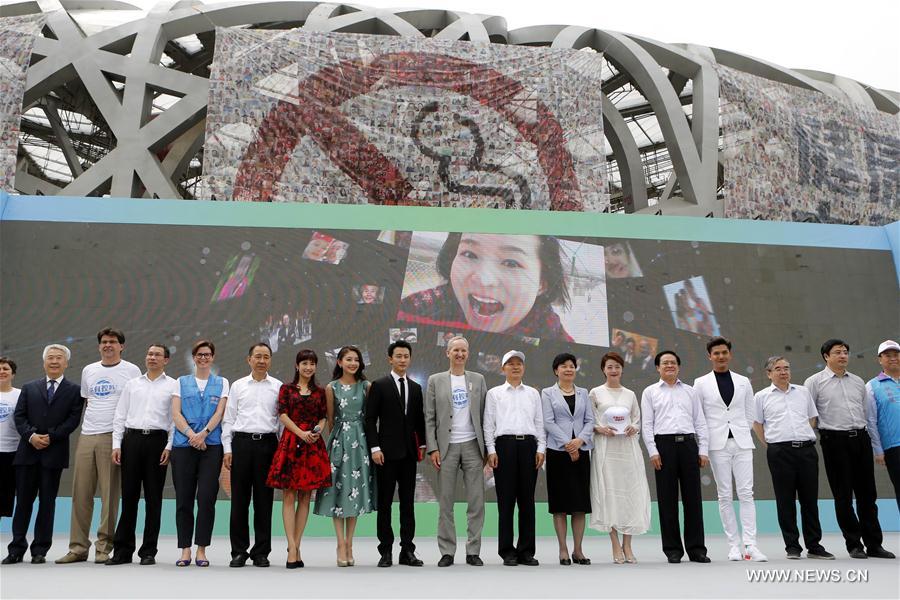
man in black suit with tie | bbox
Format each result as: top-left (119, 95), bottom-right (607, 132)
top-left (3, 344), bottom-right (84, 564)
top-left (365, 340), bottom-right (426, 567)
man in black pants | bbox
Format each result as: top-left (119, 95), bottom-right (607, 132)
top-left (483, 351), bottom-right (546, 566)
top-left (106, 344), bottom-right (177, 565)
top-left (640, 350), bottom-right (710, 563)
top-left (804, 339), bottom-right (894, 560)
top-left (365, 340), bottom-right (426, 568)
top-left (753, 356), bottom-right (834, 560)
top-left (223, 343), bottom-right (282, 568)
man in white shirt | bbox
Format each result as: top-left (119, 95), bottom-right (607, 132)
top-left (105, 344), bottom-right (177, 566)
top-left (693, 337), bottom-right (766, 562)
top-left (804, 339), bottom-right (893, 560)
top-left (425, 336), bottom-right (488, 567)
top-left (753, 356), bottom-right (833, 560)
top-left (223, 342), bottom-right (282, 568)
top-left (484, 350), bottom-right (546, 567)
top-left (57, 328), bottom-right (141, 565)
top-left (641, 350), bottom-right (709, 563)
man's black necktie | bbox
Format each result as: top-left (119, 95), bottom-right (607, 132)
top-left (399, 377), bottom-right (406, 414)
top-left (47, 379), bottom-right (56, 403)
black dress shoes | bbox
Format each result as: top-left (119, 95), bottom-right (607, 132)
top-left (30, 555), bottom-right (46, 564)
top-left (1, 554), bottom-right (23, 565)
top-left (688, 555), bottom-right (711, 563)
top-left (666, 555), bottom-right (682, 563)
top-left (437, 554), bottom-right (454, 567)
top-left (229, 553), bottom-right (249, 568)
top-left (139, 557), bottom-right (155, 566)
top-left (377, 554), bottom-right (392, 568)
top-left (465, 555), bottom-right (483, 566)
top-left (849, 547), bottom-right (868, 559)
top-left (502, 556), bottom-right (519, 566)
top-left (398, 551), bottom-right (423, 566)
top-left (517, 556), bottom-right (539, 566)
top-left (866, 547), bottom-right (895, 559)
top-left (252, 556), bottom-right (270, 568)
top-left (104, 554), bottom-right (132, 565)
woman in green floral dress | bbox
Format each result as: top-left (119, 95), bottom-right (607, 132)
top-left (314, 346), bottom-right (376, 566)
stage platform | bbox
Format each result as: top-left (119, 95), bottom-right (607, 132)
top-left (1, 533), bottom-right (898, 599)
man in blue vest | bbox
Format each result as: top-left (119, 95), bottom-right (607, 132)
top-left (866, 340), bottom-right (900, 512)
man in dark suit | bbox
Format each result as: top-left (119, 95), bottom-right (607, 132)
top-left (365, 340), bottom-right (426, 568)
top-left (3, 344), bottom-right (84, 564)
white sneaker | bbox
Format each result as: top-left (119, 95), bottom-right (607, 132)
top-left (746, 545), bottom-right (768, 562)
top-left (727, 546), bottom-right (743, 561)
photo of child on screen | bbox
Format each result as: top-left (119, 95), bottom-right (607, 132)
top-left (210, 253), bottom-right (259, 302)
top-left (397, 232), bottom-right (573, 341)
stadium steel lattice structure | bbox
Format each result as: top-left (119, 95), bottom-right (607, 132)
top-left (4, 0), bottom-right (899, 217)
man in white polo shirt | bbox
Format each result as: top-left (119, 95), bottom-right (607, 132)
top-left (57, 328), bottom-right (140, 564)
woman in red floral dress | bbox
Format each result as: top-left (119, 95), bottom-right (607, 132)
top-left (266, 349), bottom-right (330, 568)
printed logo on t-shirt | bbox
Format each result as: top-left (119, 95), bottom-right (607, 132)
top-left (0, 404), bottom-right (12, 422)
top-left (90, 378), bottom-right (117, 398)
top-left (452, 387), bottom-right (468, 410)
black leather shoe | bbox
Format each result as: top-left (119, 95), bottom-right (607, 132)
top-left (398, 551), bottom-right (423, 566)
top-left (517, 556), bottom-right (539, 566)
top-left (252, 556), bottom-right (270, 568)
top-left (377, 554), bottom-right (392, 568)
top-left (229, 554), bottom-right (249, 568)
top-left (465, 555), bottom-right (483, 566)
top-left (139, 556), bottom-right (155, 566)
top-left (666, 555), bottom-right (682, 564)
top-left (286, 560), bottom-right (303, 569)
top-left (502, 556), bottom-right (518, 566)
top-left (30, 555), bottom-right (46, 564)
top-left (807, 548), bottom-right (835, 560)
top-left (688, 555), bottom-right (711, 563)
top-left (786, 549), bottom-right (802, 560)
top-left (104, 554), bottom-right (132, 565)
top-left (849, 547), bottom-right (868, 559)
top-left (559, 557), bottom-right (572, 565)
top-left (1, 555), bottom-right (23, 565)
top-left (437, 554), bottom-right (454, 567)
top-left (866, 547), bottom-right (895, 559)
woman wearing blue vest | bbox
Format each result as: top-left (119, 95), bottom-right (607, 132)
top-left (171, 340), bottom-right (229, 567)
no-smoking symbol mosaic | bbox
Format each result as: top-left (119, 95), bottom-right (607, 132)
top-left (202, 29), bottom-right (608, 212)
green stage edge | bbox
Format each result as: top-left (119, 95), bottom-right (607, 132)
top-left (1, 498), bottom-right (897, 537)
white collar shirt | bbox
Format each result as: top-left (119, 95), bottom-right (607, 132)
top-left (483, 381), bottom-right (547, 455)
top-left (221, 373), bottom-right (283, 453)
top-left (390, 370), bottom-right (409, 412)
top-left (112, 372), bottom-right (178, 450)
top-left (640, 379), bottom-right (709, 457)
top-left (803, 367), bottom-right (867, 431)
top-left (753, 383), bottom-right (818, 443)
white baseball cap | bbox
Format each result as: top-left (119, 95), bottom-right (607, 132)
top-left (501, 350), bottom-right (525, 366)
top-left (877, 340), bottom-right (900, 355)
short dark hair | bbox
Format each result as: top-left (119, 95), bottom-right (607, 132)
top-left (148, 344), bottom-right (170, 359)
top-left (706, 336), bottom-right (732, 354)
top-left (97, 327), bottom-right (125, 344)
top-left (248, 342), bottom-right (272, 356)
top-left (192, 340), bottom-right (215, 356)
top-left (332, 346), bottom-right (367, 382)
top-left (552, 352), bottom-right (577, 373)
top-left (821, 339), bottom-right (849, 359)
top-left (435, 232), bottom-right (571, 309)
top-left (292, 348), bottom-right (319, 389)
top-left (654, 350), bottom-right (681, 366)
top-left (0, 356), bottom-right (17, 374)
top-left (388, 340), bottom-right (413, 357)
top-left (600, 352), bottom-right (624, 370)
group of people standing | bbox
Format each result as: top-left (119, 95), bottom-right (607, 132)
top-left (1, 328), bottom-right (898, 569)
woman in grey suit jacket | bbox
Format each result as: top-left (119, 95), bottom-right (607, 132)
top-left (541, 353), bottom-right (594, 565)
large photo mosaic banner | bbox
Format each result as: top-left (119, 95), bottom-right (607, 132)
top-left (718, 66), bottom-right (900, 226)
top-left (202, 29), bottom-right (608, 211)
top-left (0, 14), bottom-right (45, 192)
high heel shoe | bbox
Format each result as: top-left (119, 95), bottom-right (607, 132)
top-left (613, 552), bottom-right (625, 564)
top-left (347, 556), bottom-right (355, 567)
top-left (624, 553), bottom-right (637, 564)
top-left (337, 558), bottom-right (349, 567)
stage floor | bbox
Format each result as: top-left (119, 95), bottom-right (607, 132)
top-left (1, 533), bottom-right (898, 599)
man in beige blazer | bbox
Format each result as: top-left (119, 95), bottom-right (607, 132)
top-left (425, 336), bottom-right (487, 567)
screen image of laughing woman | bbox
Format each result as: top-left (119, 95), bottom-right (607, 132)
top-left (397, 232), bottom-right (575, 341)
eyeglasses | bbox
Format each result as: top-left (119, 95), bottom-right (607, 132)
top-left (195, 353), bottom-right (213, 359)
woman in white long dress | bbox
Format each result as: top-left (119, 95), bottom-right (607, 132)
top-left (589, 352), bottom-right (651, 563)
